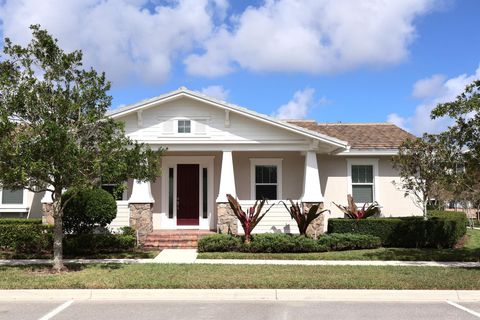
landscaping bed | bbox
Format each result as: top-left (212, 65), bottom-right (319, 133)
top-left (197, 229), bottom-right (480, 262)
top-left (1, 264), bottom-right (480, 289)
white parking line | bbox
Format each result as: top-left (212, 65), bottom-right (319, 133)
top-left (38, 300), bottom-right (74, 320)
top-left (446, 300), bottom-right (480, 318)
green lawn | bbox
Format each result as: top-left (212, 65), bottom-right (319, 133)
top-left (0, 250), bottom-right (159, 260)
top-left (1, 264), bottom-right (480, 289)
top-left (197, 229), bottom-right (480, 262)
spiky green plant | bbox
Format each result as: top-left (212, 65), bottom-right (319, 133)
top-left (333, 194), bottom-right (381, 219)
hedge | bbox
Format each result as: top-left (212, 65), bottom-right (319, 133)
top-left (0, 218), bottom-right (42, 225)
top-left (327, 211), bottom-right (468, 248)
top-left (0, 224), bottom-right (52, 252)
top-left (318, 233), bottom-right (382, 251)
top-left (198, 233), bottom-right (382, 253)
top-left (63, 234), bottom-right (136, 254)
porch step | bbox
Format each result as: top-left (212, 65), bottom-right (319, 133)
top-left (143, 230), bottom-right (215, 250)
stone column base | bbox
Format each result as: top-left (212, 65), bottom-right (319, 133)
top-left (129, 203), bottom-right (153, 244)
top-left (217, 202), bottom-right (238, 235)
top-left (303, 202), bottom-right (325, 239)
top-left (42, 203), bottom-right (54, 225)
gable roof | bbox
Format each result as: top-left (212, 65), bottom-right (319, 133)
top-left (288, 120), bottom-right (415, 150)
top-left (107, 87), bottom-right (349, 150)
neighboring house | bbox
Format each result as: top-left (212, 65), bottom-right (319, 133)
top-left (3, 87), bottom-right (422, 238)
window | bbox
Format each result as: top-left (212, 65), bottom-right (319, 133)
top-left (347, 159), bottom-right (378, 204)
top-left (202, 168), bottom-right (208, 219)
top-left (168, 168), bottom-right (174, 219)
top-left (250, 159), bottom-right (282, 200)
top-left (177, 120), bottom-right (191, 133)
top-left (101, 184), bottom-right (125, 201)
top-left (1, 189), bottom-right (23, 204)
top-left (351, 165), bottom-right (374, 203)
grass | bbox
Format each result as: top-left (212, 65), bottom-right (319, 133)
top-left (0, 264), bottom-right (480, 289)
top-left (0, 250), bottom-right (159, 260)
top-left (197, 229), bottom-right (480, 262)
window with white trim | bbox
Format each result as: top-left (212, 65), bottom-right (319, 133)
top-left (1, 188), bottom-right (24, 204)
top-left (351, 165), bottom-right (374, 203)
top-left (177, 120), bottom-right (191, 133)
top-left (250, 158), bottom-right (283, 200)
top-left (347, 159), bottom-right (378, 204)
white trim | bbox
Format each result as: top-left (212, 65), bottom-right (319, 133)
top-left (160, 156), bottom-right (214, 230)
top-left (0, 188), bottom-right (29, 212)
top-left (108, 88), bottom-right (349, 150)
top-left (338, 149), bottom-right (398, 156)
top-left (249, 158), bottom-right (283, 200)
top-left (346, 158), bottom-right (379, 204)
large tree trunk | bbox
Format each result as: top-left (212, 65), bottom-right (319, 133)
top-left (52, 200), bottom-right (65, 272)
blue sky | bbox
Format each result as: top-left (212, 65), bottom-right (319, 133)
top-left (0, 0), bottom-right (479, 135)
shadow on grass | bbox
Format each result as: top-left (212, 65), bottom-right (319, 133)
top-left (358, 247), bottom-right (480, 262)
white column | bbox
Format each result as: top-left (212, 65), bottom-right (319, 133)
top-left (128, 179), bottom-right (155, 203)
top-left (216, 151), bottom-right (236, 202)
top-left (301, 150), bottom-right (324, 202)
top-left (41, 189), bottom-right (53, 204)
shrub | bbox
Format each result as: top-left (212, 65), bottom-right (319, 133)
top-left (198, 234), bottom-right (242, 252)
top-left (0, 218), bottom-right (42, 225)
top-left (62, 188), bottom-right (117, 234)
top-left (328, 213), bottom-right (467, 248)
top-left (247, 233), bottom-right (323, 253)
top-left (63, 234), bottom-right (136, 254)
top-left (280, 200), bottom-right (329, 235)
top-left (0, 224), bottom-right (52, 252)
top-left (318, 233), bottom-right (381, 251)
top-left (119, 226), bottom-right (136, 237)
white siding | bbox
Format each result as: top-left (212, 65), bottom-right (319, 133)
top-left (237, 200), bottom-right (299, 234)
top-left (121, 98), bottom-right (308, 145)
top-left (109, 201), bottom-right (130, 231)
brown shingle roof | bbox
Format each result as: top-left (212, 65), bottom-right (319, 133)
top-left (287, 120), bottom-right (415, 149)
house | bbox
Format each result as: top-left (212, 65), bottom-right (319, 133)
top-left (1, 87), bottom-right (422, 241)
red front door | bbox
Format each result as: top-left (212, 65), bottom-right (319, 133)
top-left (176, 164), bottom-right (200, 225)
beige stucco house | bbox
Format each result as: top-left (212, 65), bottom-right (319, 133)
top-left (1, 87), bottom-right (422, 239)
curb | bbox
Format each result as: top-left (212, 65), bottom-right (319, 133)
top-left (0, 289), bottom-right (479, 302)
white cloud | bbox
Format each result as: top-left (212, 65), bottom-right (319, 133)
top-left (412, 74), bottom-right (447, 99)
top-left (185, 0), bottom-right (437, 77)
top-left (387, 66), bottom-right (480, 135)
top-left (200, 85), bottom-right (229, 100)
top-left (273, 88), bottom-right (316, 119)
top-left (0, 0), bottom-right (223, 84)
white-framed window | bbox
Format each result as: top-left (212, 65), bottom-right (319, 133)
top-left (177, 120), bottom-right (191, 133)
top-left (250, 158), bottom-right (283, 200)
top-left (101, 183), bottom-right (127, 201)
top-left (347, 159), bottom-right (379, 204)
top-left (1, 188), bottom-right (24, 205)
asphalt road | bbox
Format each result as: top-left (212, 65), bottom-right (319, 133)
top-left (1, 300), bottom-right (480, 320)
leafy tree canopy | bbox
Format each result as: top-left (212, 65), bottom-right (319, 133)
top-left (0, 25), bottom-right (162, 270)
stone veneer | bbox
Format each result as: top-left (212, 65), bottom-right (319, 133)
top-left (303, 202), bottom-right (325, 239)
top-left (42, 203), bottom-right (54, 225)
top-left (129, 203), bottom-right (153, 244)
top-left (217, 203), bottom-right (238, 235)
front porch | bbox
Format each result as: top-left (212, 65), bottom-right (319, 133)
top-left (119, 150), bottom-right (325, 243)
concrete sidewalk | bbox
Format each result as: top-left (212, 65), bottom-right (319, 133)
top-left (1, 289), bottom-right (480, 302)
top-left (1, 248), bottom-right (480, 267)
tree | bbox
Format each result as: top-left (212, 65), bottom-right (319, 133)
top-left (392, 134), bottom-right (444, 218)
top-left (0, 25), bottom-right (161, 271)
top-left (432, 80), bottom-right (480, 215)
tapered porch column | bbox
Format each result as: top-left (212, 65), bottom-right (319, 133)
top-left (301, 150), bottom-right (325, 238)
top-left (128, 179), bottom-right (155, 243)
top-left (41, 188), bottom-right (54, 225)
top-left (216, 151), bottom-right (238, 234)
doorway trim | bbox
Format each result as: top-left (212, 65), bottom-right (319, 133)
top-left (159, 156), bottom-right (214, 230)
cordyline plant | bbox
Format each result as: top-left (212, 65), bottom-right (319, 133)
top-left (0, 25), bottom-right (162, 272)
top-left (226, 194), bottom-right (274, 243)
top-left (333, 195), bottom-right (381, 219)
top-left (280, 200), bottom-right (329, 236)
